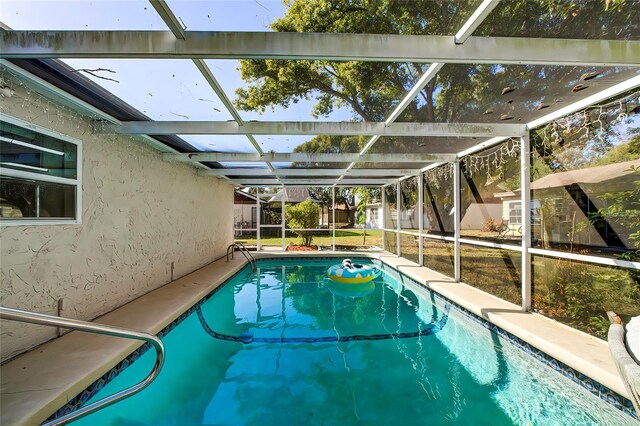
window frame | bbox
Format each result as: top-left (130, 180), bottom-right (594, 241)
top-left (0, 113), bottom-right (82, 226)
top-left (508, 201), bottom-right (522, 225)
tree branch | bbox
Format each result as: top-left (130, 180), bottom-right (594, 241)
top-left (313, 79), bottom-right (373, 121)
top-left (71, 68), bottom-right (119, 83)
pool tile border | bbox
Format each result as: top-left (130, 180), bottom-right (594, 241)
top-left (49, 256), bottom-right (637, 421)
top-left (46, 265), bottom-right (250, 422)
top-left (382, 262), bottom-right (637, 419)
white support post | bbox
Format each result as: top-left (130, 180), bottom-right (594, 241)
top-left (418, 173), bottom-right (424, 266)
top-left (332, 186), bottom-right (336, 251)
top-left (454, 160), bottom-right (461, 282)
top-left (256, 187), bottom-right (261, 251)
top-left (520, 134), bottom-right (532, 311)
top-left (381, 186), bottom-right (387, 251)
top-left (281, 191), bottom-right (285, 251)
top-left (396, 181), bottom-right (401, 257)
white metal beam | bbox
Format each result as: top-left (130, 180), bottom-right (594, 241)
top-left (0, 59), bottom-right (216, 169)
top-left (457, 74), bottom-right (640, 159)
top-left (149, 0), bottom-right (185, 40)
top-left (105, 120), bottom-right (525, 137)
top-left (347, 62), bottom-right (445, 181)
top-left (231, 178), bottom-right (397, 186)
top-left (199, 168), bottom-right (421, 177)
top-left (148, 0), bottom-right (279, 180)
top-left (164, 152), bottom-right (455, 163)
top-left (418, 173), bottom-right (424, 266)
top-left (520, 133), bottom-right (532, 312)
top-left (454, 0), bottom-right (500, 44)
top-left (331, 187), bottom-right (336, 251)
top-left (453, 160), bottom-right (461, 282)
top-left (3, 32), bottom-right (639, 66)
top-left (381, 188), bottom-right (387, 250)
top-left (396, 181), bottom-right (401, 256)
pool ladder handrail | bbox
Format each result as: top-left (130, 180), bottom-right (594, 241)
top-left (226, 243), bottom-right (256, 271)
top-left (0, 306), bottom-right (165, 426)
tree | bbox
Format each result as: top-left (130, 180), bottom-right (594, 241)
top-left (234, 1), bottom-right (479, 123)
top-left (235, 1), bottom-right (636, 236)
top-left (587, 166), bottom-right (640, 260)
top-left (285, 199), bottom-right (320, 246)
top-left (235, 1), bottom-right (636, 127)
top-left (353, 186), bottom-right (381, 244)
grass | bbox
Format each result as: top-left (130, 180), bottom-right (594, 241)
top-left (236, 229), bottom-right (383, 248)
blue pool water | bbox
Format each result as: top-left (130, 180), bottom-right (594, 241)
top-left (73, 258), bottom-right (635, 425)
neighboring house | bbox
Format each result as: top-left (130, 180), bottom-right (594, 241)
top-left (381, 206), bottom-right (422, 230)
top-left (493, 191), bottom-right (524, 236)
top-left (527, 159), bottom-right (639, 249)
top-left (268, 187), bottom-right (325, 226)
top-left (365, 202), bottom-right (382, 229)
top-left (268, 187), bottom-right (320, 204)
top-left (494, 159), bottom-right (639, 247)
top-left (398, 205), bottom-right (419, 229)
top-left (234, 190), bottom-right (262, 230)
top-left (460, 198), bottom-right (502, 230)
top-left (321, 203), bottom-right (354, 227)
top-left (268, 187), bottom-right (356, 227)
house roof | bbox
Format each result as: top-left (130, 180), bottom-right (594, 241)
top-left (234, 190), bottom-right (263, 204)
top-left (268, 187), bottom-right (321, 203)
top-left (530, 159), bottom-right (640, 190)
top-left (8, 59), bottom-right (215, 159)
top-left (333, 203), bottom-right (353, 211)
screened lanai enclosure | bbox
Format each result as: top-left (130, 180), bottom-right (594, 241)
top-left (1, 1), bottom-right (639, 345)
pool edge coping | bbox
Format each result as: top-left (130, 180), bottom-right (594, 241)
top-left (2, 251), bottom-right (636, 424)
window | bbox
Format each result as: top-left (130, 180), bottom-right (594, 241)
top-left (0, 114), bottom-right (81, 225)
top-left (508, 201), bottom-right (522, 225)
top-left (370, 208), bottom-right (378, 221)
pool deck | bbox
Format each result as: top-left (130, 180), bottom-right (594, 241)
top-left (0, 251), bottom-right (631, 425)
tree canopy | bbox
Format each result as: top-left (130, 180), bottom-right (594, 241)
top-left (235, 0), bottom-right (637, 131)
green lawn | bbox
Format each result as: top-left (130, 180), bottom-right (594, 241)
top-left (236, 229), bottom-right (383, 248)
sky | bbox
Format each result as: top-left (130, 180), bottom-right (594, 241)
top-left (0, 0), bottom-right (354, 153)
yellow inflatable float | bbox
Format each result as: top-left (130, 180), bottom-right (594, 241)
top-left (327, 259), bottom-right (381, 284)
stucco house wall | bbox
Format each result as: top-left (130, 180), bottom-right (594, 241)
top-left (0, 82), bottom-right (234, 362)
top-left (460, 203), bottom-right (502, 230)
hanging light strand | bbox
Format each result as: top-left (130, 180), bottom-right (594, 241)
top-left (461, 138), bottom-right (520, 177)
top-left (535, 90), bottom-right (640, 151)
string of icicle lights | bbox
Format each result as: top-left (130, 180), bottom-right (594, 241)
top-left (423, 138), bottom-right (520, 182)
top-left (536, 90), bottom-right (640, 149)
top-left (424, 90), bottom-right (639, 182)
top-left (1, 63), bottom-right (638, 181)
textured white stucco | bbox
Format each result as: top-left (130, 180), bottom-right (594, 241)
top-left (0, 82), bottom-right (234, 362)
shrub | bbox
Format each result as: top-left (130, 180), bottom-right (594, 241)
top-left (482, 218), bottom-right (503, 232)
top-left (285, 199), bottom-right (320, 246)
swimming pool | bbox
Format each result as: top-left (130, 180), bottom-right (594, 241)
top-left (70, 258), bottom-right (635, 425)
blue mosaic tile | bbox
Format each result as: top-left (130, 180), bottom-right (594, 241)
top-left (48, 256), bottom-right (638, 422)
top-left (378, 261), bottom-right (638, 420)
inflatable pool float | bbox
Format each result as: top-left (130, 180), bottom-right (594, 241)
top-left (327, 259), bottom-right (381, 284)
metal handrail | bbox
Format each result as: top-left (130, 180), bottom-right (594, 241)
top-left (226, 242), bottom-right (256, 271)
top-left (0, 306), bottom-right (165, 426)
